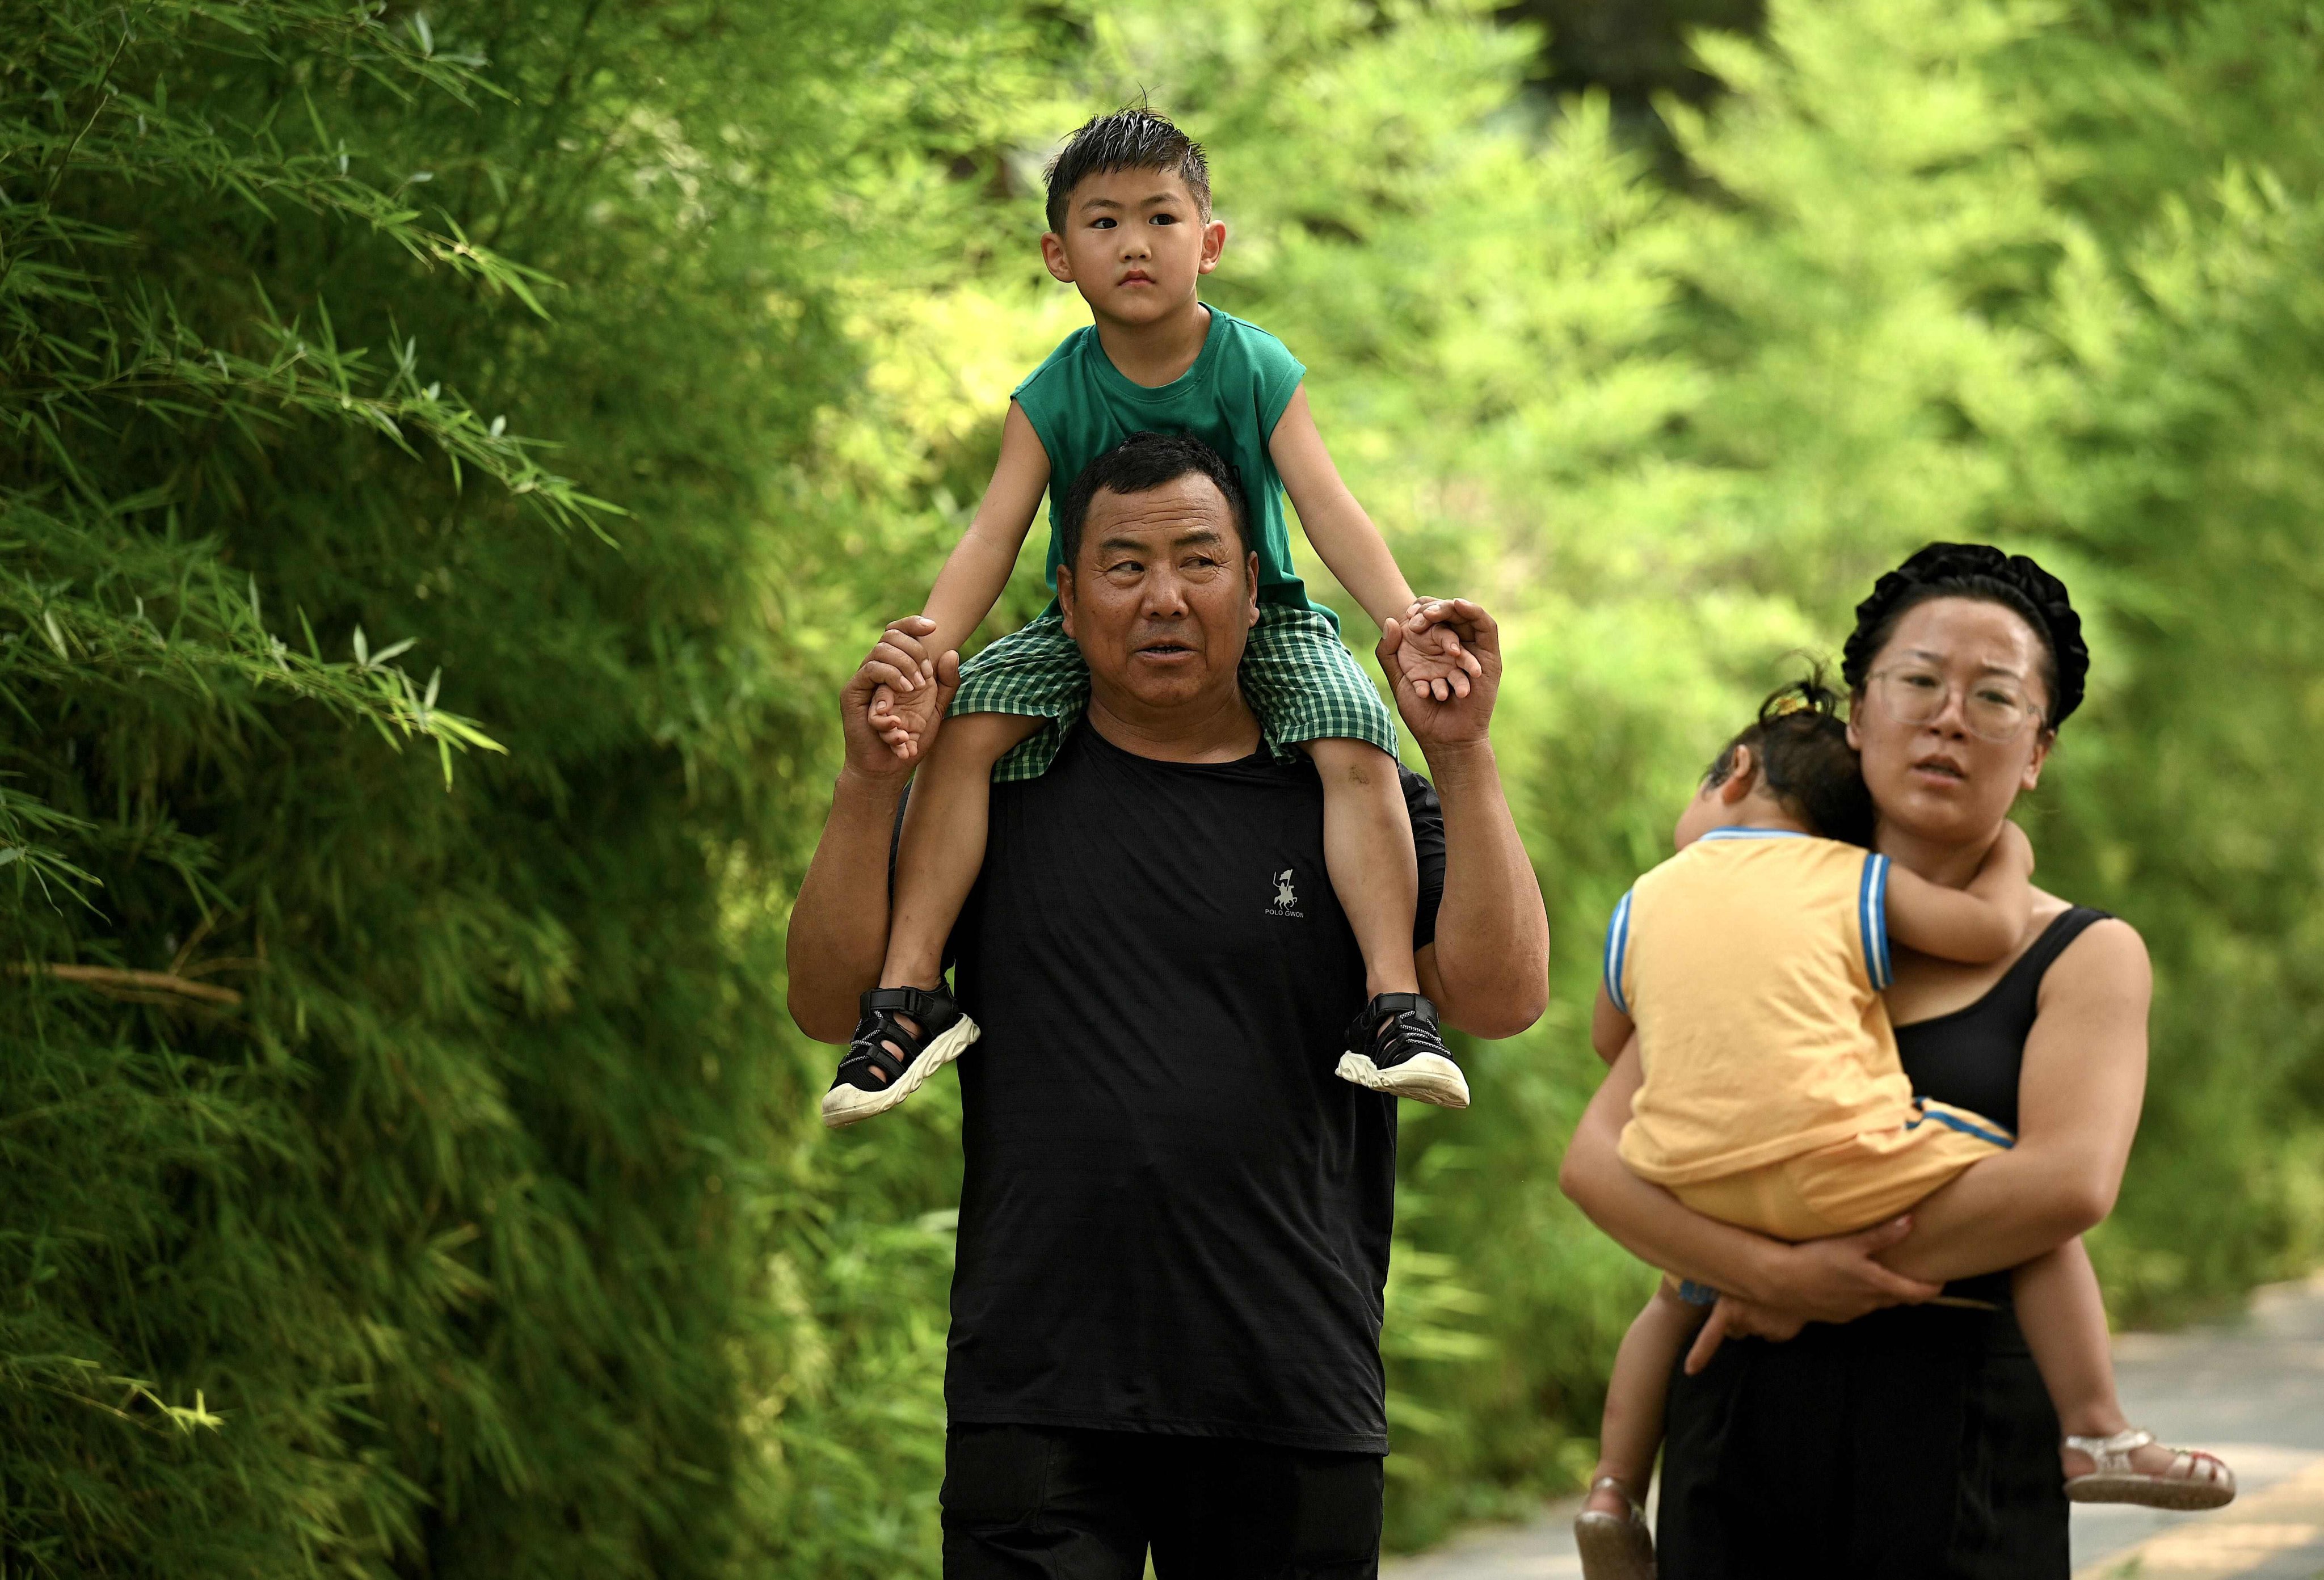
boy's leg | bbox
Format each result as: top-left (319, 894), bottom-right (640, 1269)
top-left (1300, 736), bottom-right (1420, 998)
top-left (879, 711), bottom-right (1044, 999)
top-left (2014, 1238), bottom-right (2224, 1486)
top-left (1245, 609), bottom-right (1460, 1102)
top-left (2014, 1238), bottom-right (2125, 1451)
top-left (823, 711), bottom-right (1043, 1128)
top-left (1586, 1280), bottom-right (1707, 1517)
top-left (1305, 737), bottom-right (1470, 1106)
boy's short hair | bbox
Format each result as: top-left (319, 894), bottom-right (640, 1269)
top-left (1058, 431), bottom-right (1251, 574)
top-left (1706, 672), bottom-right (1876, 848)
top-left (1045, 106), bottom-right (1212, 234)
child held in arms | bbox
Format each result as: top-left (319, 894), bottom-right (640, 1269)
top-left (1571, 679), bottom-right (2235, 1580)
top-left (820, 106), bottom-right (1480, 1128)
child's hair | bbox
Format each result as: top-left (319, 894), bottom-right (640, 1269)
top-left (1705, 671), bottom-right (1876, 848)
top-left (1044, 105), bottom-right (1212, 234)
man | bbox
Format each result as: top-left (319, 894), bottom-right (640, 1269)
top-left (788, 432), bottom-right (1547, 1577)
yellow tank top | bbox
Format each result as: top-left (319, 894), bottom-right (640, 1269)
top-left (1607, 829), bottom-right (1907, 1186)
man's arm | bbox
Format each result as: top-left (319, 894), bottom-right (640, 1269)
top-left (786, 620), bottom-right (959, 1043)
top-left (1388, 599), bottom-right (1548, 1039)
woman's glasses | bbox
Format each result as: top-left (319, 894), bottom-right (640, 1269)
top-left (1866, 665), bottom-right (2043, 743)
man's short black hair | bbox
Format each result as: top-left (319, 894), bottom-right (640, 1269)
top-left (1057, 431), bottom-right (1251, 575)
top-left (1045, 106), bottom-right (1212, 234)
top-left (1705, 671), bottom-right (1876, 848)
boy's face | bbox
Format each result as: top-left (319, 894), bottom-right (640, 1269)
top-left (1042, 168), bottom-right (1225, 327)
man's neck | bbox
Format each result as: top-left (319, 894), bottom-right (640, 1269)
top-left (1084, 681), bottom-right (1262, 765)
top-left (1092, 300), bottom-right (1211, 389)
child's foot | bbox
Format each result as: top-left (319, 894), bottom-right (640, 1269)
top-left (1574, 1476), bottom-right (1656, 1580)
top-left (1334, 992), bottom-right (1470, 1109)
top-left (820, 985), bottom-right (980, 1130)
top-left (2062, 1428), bottom-right (2235, 1510)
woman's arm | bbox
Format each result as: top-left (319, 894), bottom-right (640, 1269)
top-left (1608, 915), bottom-right (2150, 1370)
top-left (1874, 918), bottom-right (2152, 1283)
top-left (1560, 1042), bottom-right (1943, 1316)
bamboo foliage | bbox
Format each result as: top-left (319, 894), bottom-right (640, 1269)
top-left (5, 2), bottom-right (767, 1574)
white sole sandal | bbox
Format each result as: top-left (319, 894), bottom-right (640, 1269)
top-left (2064, 1427), bottom-right (2237, 1510)
top-left (821, 985), bottom-right (980, 1130)
top-left (1335, 992), bottom-right (1471, 1109)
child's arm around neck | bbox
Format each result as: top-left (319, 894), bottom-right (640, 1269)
top-left (1883, 819), bottom-right (2036, 964)
top-left (917, 400), bottom-right (1051, 658)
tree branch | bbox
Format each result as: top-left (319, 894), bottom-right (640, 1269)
top-left (12, 963), bottom-right (244, 1006)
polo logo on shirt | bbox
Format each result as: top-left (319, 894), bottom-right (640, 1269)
top-left (1269, 868), bottom-right (1304, 918)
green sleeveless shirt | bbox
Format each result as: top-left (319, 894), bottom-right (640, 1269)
top-left (1012, 306), bottom-right (1325, 617)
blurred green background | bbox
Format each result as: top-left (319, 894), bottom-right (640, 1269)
top-left (7, 0), bottom-right (2322, 1572)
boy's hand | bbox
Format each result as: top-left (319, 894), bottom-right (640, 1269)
top-left (1986, 818), bottom-right (2035, 878)
top-left (859, 618), bottom-right (954, 764)
top-left (1380, 598), bottom-right (1503, 753)
top-left (1391, 597), bottom-right (1486, 702)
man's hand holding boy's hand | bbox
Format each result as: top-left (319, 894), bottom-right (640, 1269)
top-left (1380, 598), bottom-right (1503, 755)
top-left (1389, 597), bottom-right (1485, 702)
top-left (856, 617), bottom-right (957, 767)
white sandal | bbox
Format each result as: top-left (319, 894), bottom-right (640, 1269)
top-left (2063, 1427), bottom-right (2237, 1510)
top-left (1574, 1476), bottom-right (1657, 1580)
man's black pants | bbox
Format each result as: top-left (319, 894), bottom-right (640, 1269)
top-left (940, 1423), bottom-right (1384, 1579)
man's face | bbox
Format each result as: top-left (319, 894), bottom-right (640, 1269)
top-left (1056, 473), bottom-right (1260, 718)
top-left (1042, 167), bottom-right (1224, 327)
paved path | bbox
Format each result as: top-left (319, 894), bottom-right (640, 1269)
top-left (1385, 1273), bottom-right (2324, 1580)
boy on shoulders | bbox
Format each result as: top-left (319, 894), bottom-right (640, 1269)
top-left (824, 106), bottom-right (1478, 1128)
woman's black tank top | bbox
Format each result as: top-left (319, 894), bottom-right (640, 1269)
top-left (1896, 905), bottom-right (2113, 1133)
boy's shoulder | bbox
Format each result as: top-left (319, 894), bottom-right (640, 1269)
top-left (1636, 832), bottom-right (1871, 901)
top-left (1012, 325), bottom-right (1100, 403)
top-left (1203, 305), bottom-right (1303, 376)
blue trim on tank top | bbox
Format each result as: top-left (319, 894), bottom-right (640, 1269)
top-left (1905, 1101), bottom-right (2016, 1150)
top-left (1603, 890), bottom-right (1635, 1016)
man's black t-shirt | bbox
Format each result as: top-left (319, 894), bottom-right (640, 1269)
top-left (944, 722), bottom-right (1447, 1455)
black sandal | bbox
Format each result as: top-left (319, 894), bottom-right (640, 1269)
top-left (1334, 992), bottom-right (1470, 1109)
top-left (820, 985), bottom-right (981, 1130)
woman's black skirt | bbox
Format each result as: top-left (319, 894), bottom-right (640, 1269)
top-left (1658, 1296), bottom-right (2068, 1579)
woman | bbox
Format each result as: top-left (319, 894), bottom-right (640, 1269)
top-left (1560, 543), bottom-right (2203, 1577)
